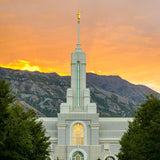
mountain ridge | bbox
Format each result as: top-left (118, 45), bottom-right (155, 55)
top-left (0, 67), bottom-right (159, 117)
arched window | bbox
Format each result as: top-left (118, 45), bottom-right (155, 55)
top-left (105, 156), bottom-right (115, 160)
top-left (72, 123), bottom-right (84, 145)
top-left (72, 151), bottom-right (84, 160)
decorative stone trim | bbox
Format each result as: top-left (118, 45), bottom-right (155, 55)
top-left (99, 117), bottom-right (133, 122)
top-left (90, 123), bottom-right (100, 129)
top-left (69, 148), bottom-right (87, 160)
top-left (99, 138), bottom-right (120, 143)
top-left (103, 153), bottom-right (118, 160)
top-left (57, 124), bottom-right (67, 129)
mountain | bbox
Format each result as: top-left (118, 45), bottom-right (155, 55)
top-left (86, 73), bottom-right (157, 103)
top-left (0, 67), bottom-right (159, 117)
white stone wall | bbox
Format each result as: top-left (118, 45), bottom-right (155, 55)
top-left (39, 117), bottom-right (133, 160)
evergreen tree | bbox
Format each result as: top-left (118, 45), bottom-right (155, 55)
top-left (0, 79), bottom-right (16, 151)
top-left (118, 95), bottom-right (160, 160)
top-left (0, 79), bottom-right (50, 160)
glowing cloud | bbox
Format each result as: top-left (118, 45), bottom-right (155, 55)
top-left (0, 60), bottom-right (41, 72)
top-left (0, 60), bottom-right (70, 76)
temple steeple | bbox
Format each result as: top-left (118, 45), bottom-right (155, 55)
top-left (60, 12), bottom-right (97, 113)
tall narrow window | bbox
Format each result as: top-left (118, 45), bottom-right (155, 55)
top-left (72, 123), bottom-right (84, 145)
top-left (77, 61), bottom-right (80, 106)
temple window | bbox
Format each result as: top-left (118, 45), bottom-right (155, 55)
top-left (72, 151), bottom-right (84, 160)
top-left (72, 123), bottom-right (84, 145)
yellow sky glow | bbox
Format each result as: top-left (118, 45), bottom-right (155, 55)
top-left (0, 0), bottom-right (160, 93)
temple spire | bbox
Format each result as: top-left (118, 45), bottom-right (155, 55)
top-left (76, 11), bottom-right (81, 51)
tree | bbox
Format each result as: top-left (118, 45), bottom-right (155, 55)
top-left (0, 79), bottom-right (16, 150)
top-left (118, 95), bottom-right (160, 160)
top-left (0, 79), bottom-right (50, 160)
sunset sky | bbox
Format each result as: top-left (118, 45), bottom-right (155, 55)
top-left (0, 0), bottom-right (160, 93)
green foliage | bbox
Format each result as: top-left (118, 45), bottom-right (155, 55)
top-left (0, 79), bottom-right (16, 149)
top-left (0, 79), bottom-right (15, 121)
top-left (0, 79), bottom-right (51, 160)
top-left (118, 95), bottom-right (160, 160)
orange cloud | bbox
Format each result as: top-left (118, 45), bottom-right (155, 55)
top-left (0, 60), bottom-right (41, 72)
top-left (0, 60), bottom-right (70, 76)
top-left (0, 0), bottom-right (160, 93)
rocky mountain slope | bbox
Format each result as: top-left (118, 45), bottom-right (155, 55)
top-left (0, 67), bottom-right (159, 117)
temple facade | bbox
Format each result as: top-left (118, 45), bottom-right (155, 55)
top-left (39, 12), bottom-right (133, 160)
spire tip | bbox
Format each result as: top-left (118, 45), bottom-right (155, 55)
top-left (77, 11), bottom-right (80, 23)
top-left (76, 11), bottom-right (81, 51)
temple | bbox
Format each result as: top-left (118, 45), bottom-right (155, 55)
top-left (39, 12), bottom-right (132, 160)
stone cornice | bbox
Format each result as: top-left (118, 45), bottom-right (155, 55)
top-left (56, 123), bottom-right (67, 128)
top-left (90, 123), bottom-right (100, 129)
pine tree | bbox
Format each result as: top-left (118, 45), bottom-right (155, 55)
top-left (0, 79), bottom-right (16, 152)
top-left (0, 79), bottom-right (50, 160)
top-left (118, 95), bottom-right (160, 160)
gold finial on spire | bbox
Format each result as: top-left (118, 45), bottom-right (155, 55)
top-left (76, 11), bottom-right (81, 50)
top-left (77, 11), bottom-right (80, 23)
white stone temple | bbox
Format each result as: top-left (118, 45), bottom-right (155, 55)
top-left (39, 12), bottom-right (133, 160)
